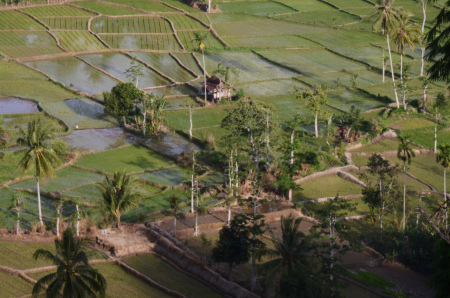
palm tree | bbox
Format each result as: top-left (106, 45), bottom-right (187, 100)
top-left (193, 31), bottom-right (209, 106)
top-left (97, 170), bottom-right (142, 228)
top-left (168, 193), bottom-right (182, 237)
top-left (397, 135), bottom-right (415, 233)
top-left (258, 214), bottom-right (311, 281)
top-left (418, 0), bottom-right (437, 76)
top-left (373, 0), bottom-right (402, 108)
top-left (16, 119), bottom-right (61, 230)
top-left (436, 143), bottom-right (450, 234)
top-left (32, 228), bottom-right (107, 298)
top-left (393, 11), bottom-right (421, 110)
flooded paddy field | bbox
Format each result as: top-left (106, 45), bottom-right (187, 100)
top-left (0, 97), bottom-right (39, 114)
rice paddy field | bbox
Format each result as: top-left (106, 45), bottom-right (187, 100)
top-left (0, 0), bottom-right (449, 296)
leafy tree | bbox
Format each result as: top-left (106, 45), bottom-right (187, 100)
top-left (258, 214), bottom-right (312, 291)
top-left (297, 87), bottom-right (329, 138)
top-left (220, 100), bottom-right (276, 176)
top-left (393, 11), bottom-right (420, 109)
top-left (362, 186), bottom-right (382, 225)
top-left (372, 0), bottom-right (403, 107)
top-left (16, 119), bottom-right (61, 229)
top-left (418, 0), bottom-right (438, 76)
top-left (436, 143), bottom-right (450, 234)
top-left (334, 105), bottom-right (362, 142)
top-left (125, 60), bottom-right (144, 88)
top-left (32, 228), bottom-right (107, 298)
top-left (10, 192), bottom-right (26, 235)
top-left (103, 82), bottom-right (143, 125)
top-left (427, 239), bottom-right (450, 298)
top-left (397, 135), bottom-right (415, 233)
top-left (360, 154), bottom-right (401, 233)
top-left (311, 196), bottom-right (357, 295)
top-left (97, 170), bottom-right (142, 228)
top-left (432, 93), bottom-right (448, 152)
top-left (425, 0), bottom-right (450, 82)
top-left (193, 31), bottom-right (209, 106)
top-left (145, 94), bottom-right (166, 134)
top-left (168, 193), bottom-right (183, 237)
top-left (212, 213), bottom-right (251, 280)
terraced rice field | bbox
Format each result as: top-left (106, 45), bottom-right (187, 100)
top-left (0, 11), bottom-right (45, 30)
top-left (162, 14), bottom-right (207, 30)
top-left (0, 31), bottom-right (63, 58)
top-left (99, 33), bottom-right (181, 50)
top-left (25, 57), bottom-right (119, 94)
top-left (80, 53), bottom-right (171, 87)
top-left (21, 5), bottom-right (95, 17)
top-left (54, 31), bottom-right (107, 52)
top-left (39, 16), bottom-right (90, 30)
top-left (91, 16), bottom-right (174, 34)
top-left (70, 1), bottom-right (142, 15)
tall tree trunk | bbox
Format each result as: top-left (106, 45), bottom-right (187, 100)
top-left (194, 211), bottom-right (198, 235)
top-left (174, 216), bottom-right (177, 237)
top-left (288, 129), bottom-right (294, 201)
top-left (227, 205), bottom-right (231, 225)
top-left (76, 204), bottom-right (80, 236)
top-left (400, 53), bottom-right (406, 110)
top-left (421, 1), bottom-right (426, 76)
top-left (265, 113), bottom-right (270, 173)
top-left (382, 50), bottom-right (386, 83)
top-left (117, 210), bottom-right (121, 229)
top-left (202, 51), bottom-right (207, 106)
top-left (143, 109), bottom-right (147, 136)
top-left (191, 154), bottom-right (195, 213)
top-left (251, 231), bottom-right (256, 292)
top-left (56, 204), bottom-right (60, 237)
top-left (314, 113), bottom-right (318, 138)
top-left (16, 206), bottom-right (20, 235)
top-left (235, 160), bottom-right (239, 188)
top-left (123, 116), bottom-right (126, 126)
top-left (189, 105), bottom-right (192, 140)
top-left (387, 33), bottom-right (400, 108)
top-left (208, 0), bottom-right (211, 12)
top-left (403, 162), bottom-right (406, 233)
top-left (423, 84), bottom-right (428, 110)
top-left (445, 169), bottom-right (447, 235)
top-left (435, 118), bottom-right (438, 153)
top-left (36, 176), bottom-right (43, 228)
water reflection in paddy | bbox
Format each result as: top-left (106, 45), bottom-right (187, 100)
top-left (144, 132), bottom-right (200, 158)
top-left (0, 97), bottom-right (39, 114)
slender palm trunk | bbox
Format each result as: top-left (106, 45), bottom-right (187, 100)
top-left (423, 84), bottom-right (428, 110)
top-left (16, 207), bottom-right (20, 235)
top-left (435, 117), bottom-right (438, 153)
top-left (56, 204), bottom-right (60, 237)
top-left (189, 105), bottom-right (192, 140)
top-left (191, 154), bottom-right (195, 213)
top-left (208, 0), bottom-right (211, 12)
top-left (143, 109), bottom-right (147, 136)
top-left (403, 162), bottom-right (406, 233)
top-left (202, 51), bottom-right (207, 106)
top-left (36, 176), bottom-right (43, 228)
top-left (265, 113), bottom-right (270, 173)
top-left (387, 33), bottom-right (400, 108)
top-left (314, 113), bottom-right (318, 138)
top-left (400, 53), bottom-right (406, 110)
top-left (382, 51), bottom-right (386, 83)
top-left (445, 169), bottom-right (448, 235)
top-left (288, 129), bottom-right (294, 201)
top-left (421, 2), bottom-right (426, 76)
top-left (76, 204), bottom-right (80, 236)
top-left (194, 211), bottom-right (198, 235)
top-left (174, 217), bottom-right (177, 237)
top-left (227, 205), bottom-right (231, 225)
top-left (117, 211), bottom-right (121, 228)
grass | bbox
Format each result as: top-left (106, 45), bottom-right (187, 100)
top-left (295, 175), bottom-right (363, 201)
top-left (0, 11), bottom-right (46, 30)
top-left (134, 167), bottom-right (190, 187)
top-left (0, 151), bottom-right (34, 184)
top-left (224, 34), bottom-right (319, 49)
top-left (11, 167), bottom-right (104, 194)
top-left (70, 1), bottom-right (142, 15)
top-left (349, 139), bottom-right (412, 153)
top-left (305, 197), bottom-right (370, 217)
top-left (91, 16), bottom-right (173, 34)
top-left (99, 33), bottom-right (182, 51)
top-left (2, 112), bottom-right (65, 139)
top-left (275, 10), bottom-right (361, 26)
top-left (123, 253), bottom-right (222, 298)
top-left (22, 5), bottom-right (95, 17)
top-left (0, 31), bottom-right (63, 59)
top-left (388, 118), bottom-right (435, 130)
top-left (75, 145), bottom-right (174, 174)
top-left (234, 79), bottom-right (307, 98)
top-left (346, 269), bottom-right (394, 289)
top-left (0, 241), bottom-right (54, 269)
top-left (219, 1), bottom-right (297, 15)
top-left (0, 270), bottom-right (34, 296)
top-left (385, 155), bottom-right (449, 193)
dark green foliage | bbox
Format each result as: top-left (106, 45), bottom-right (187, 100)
top-left (425, 1), bottom-right (450, 83)
top-left (103, 82), bottom-right (143, 117)
top-left (277, 264), bottom-right (331, 298)
top-left (32, 228), bottom-right (107, 298)
top-left (212, 213), bottom-right (251, 279)
top-left (362, 186), bottom-right (381, 225)
top-left (428, 240), bottom-right (450, 297)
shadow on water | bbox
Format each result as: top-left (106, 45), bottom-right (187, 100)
top-left (144, 132), bottom-right (200, 159)
top-left (0, 97), bottom-right (39, 114)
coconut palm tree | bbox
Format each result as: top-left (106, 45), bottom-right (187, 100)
top-left (397, 135), bottom-right (415, 233)
top-left (193, 31), bottom-right (209, 106)
top-left (168, 193), bottom-right (183, 237)
top-left (393, 11), bottom-right (421, 110)
top-left (16, 119), bottom-right (61, 230)
top-left (97, 170), bottom-right (142, 228)
top-left (418, 0), bottom-right (437, 76)
top-left (258, 214), bottom-right (311, 279)
top-left (373, 0), bottom-right (402, 108)
top-left (436, 143), bottom-right (450, 234)
top-left (32, 228), bottom-right (107, 298)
